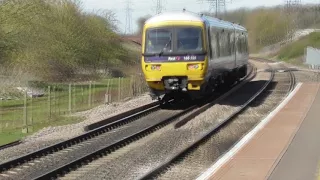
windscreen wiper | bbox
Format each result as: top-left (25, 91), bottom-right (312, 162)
top-left (157, 38), bottom-right (172, 57)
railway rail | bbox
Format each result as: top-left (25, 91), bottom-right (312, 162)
top-left (138, 61), bottom-right (296, 180)
top-left (0, 101), bottom-right (162, 170)
top-left (21, 64), bottom-right (255, 180)
top-left (0, 64), bottom-right (255, 180)
top-left (0, 140), bottom-right (22, 151)
top-left (137, 65), bottom-right (273, 180)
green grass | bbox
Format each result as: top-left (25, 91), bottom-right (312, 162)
top-left (278, 32), bottom-right (320, 62)
top-left (0, 76), bottom-right (146, 145)
top-left (0, 115), bottom-right (84, 145)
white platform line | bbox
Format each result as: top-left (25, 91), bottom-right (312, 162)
top-left (196, 82), bottom-right (303, 180)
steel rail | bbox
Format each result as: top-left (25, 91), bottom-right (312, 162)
top-left (137, 66), bottom-right (274, 180)
top-left (0, 140), bottom-right (22, 151)
top-left (84, 101), bottom-right (160, 131)
top-left (288, 68), bottom-right (296, 93)
top-left (250, 56), bottom-right (296, 93)
top-left (0, 101), bottom-right (161, 172)
top-left (32, 64), bottom-right (256, 180)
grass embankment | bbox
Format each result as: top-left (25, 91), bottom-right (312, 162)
top-left (0, 0), bottom-right (145, 145)
top-left (277, 32), bottom-right (320, 64)
top-left (0, 75), bottom-right (147, 145)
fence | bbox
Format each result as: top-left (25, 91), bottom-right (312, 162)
top-left (0, 75), bottom-right (149, 133)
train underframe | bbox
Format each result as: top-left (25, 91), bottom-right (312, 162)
top-left (148, 65), bottom-right (247, 105)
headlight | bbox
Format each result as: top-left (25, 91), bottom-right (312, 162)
top-left (145, 64), bottom-right (161, 71)
top-left (187, 64), bottom-right (200, 70)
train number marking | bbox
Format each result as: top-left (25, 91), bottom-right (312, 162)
top-left (183, 55), bottom-right (197, 61)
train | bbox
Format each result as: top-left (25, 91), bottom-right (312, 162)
top-left (140, 10), bottom-right (249, 103)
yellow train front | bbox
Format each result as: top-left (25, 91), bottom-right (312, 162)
top-left (141, 11), bottom-right (249, 102)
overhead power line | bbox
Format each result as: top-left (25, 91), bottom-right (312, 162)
top-left (284, 0), bottom-right (301, 12)
top-left (124, 0), bottom-right (133, 34)
top-left (198, 0), bottom-right (234, 18)
top-left (155, 0), bottom-right (166, 14)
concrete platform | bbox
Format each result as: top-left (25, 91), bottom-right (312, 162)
top-left (196, 82), bottom-right (320, 180)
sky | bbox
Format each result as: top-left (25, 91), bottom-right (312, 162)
top-left (81, 0), bottom-right (319, 34)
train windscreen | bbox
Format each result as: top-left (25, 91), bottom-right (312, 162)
top-left (145, 26), bottom-right (204, 56)
top-left (145, 28), bottom-right (173, 54)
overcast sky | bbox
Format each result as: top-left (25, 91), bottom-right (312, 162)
top-left (81, 0), bottom-right (319, 33)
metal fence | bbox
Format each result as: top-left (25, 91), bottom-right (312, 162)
top-left (0, 75), bottom-right (149, 133)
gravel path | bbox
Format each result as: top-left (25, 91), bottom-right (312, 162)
top-left (0, 93), bottom-right (155, 162)
top-left (60, 70), bottom-right (272, 180)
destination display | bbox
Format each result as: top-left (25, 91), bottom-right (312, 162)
top-left (144, 55), bottom-right (206, 62)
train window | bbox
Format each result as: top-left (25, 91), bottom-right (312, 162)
top-left (208, 28), bottom-right (213, 60)
top-left (230, 32), bottom-right (235, 55)
top-left (176, 27), bottom-right (203, 52)
top-left (227, 32), bottom-right (231, 56)
top-left (244, 34), bottom-right (249, 53)
top-left (242, 34), bottom-right (246, 53)
top-left (237, 32), bottom-right (242, 54)
top-left (219, 30), bottom-right (230, 57)
top-left (145, 28), bottom-right (172, 53)
top-left (209, 27), bottom-right (218, 59)
top-left (216, 32), bottom-right (220, 58)
top-left (218, 32), bottom-right (224, 57)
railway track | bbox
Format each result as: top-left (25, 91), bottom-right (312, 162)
top-left (32, 65), bottom-right (256, 180)
top-left (137, 64), bottom-right (275, 180)
top-left (0, 140), bottom-right (22, 151)
top-left (0, 101), bottom-right (162, 169)
top-left (135, 60), bottom-right (296, 180)
top-left (0, 64), bottom-right (256, 180)
top-left (0, 101), bottom-right (161, 153)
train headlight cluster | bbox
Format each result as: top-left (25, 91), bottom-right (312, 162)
top-left (187, 64), bottom-right (201, 70)
top-left (151, 65), bottom-right (161, 71)
top-left (145, 64), bottom-right (161, 71)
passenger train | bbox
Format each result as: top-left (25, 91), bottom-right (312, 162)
top-left (141, 10), bottom-right (249, 102)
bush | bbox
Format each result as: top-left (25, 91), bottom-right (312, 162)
top-left (0, 0), bottom-right (135, 82)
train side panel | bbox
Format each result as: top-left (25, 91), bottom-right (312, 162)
top-left (205, 20), bottom-right (237, 81)
top-left (235, 30), bottom-right (249, 69)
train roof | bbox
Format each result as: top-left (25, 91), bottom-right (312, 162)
top-left (145, 11), bottom-right (247, 32)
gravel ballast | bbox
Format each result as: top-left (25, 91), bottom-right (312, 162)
top-left (3, 108), bottom-right (184, 180)
top-left (2, 60), bottom-right (318, 179)
top-left (60, 69), bottom-right (272, 180)
top-left (0, 93), bottom-right (155, 162)
top-left (156, 72), bottom-right (291, 180)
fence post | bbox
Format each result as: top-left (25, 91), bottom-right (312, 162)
top-left (130, 75), bottom-right (134, 97)
top-left (92, 81), bottom-right (95, 106)
top-left (48, 86), bottom-right (51, 118)
top-left (29, 90), bottom-right (33, 132)
top-left (88, 81), bottom-right (92, 107)
top-left (105, 79), bottom-right (111, 104)
top-left (73, 83), bottom-right (76, 112)
top-left (118, 77), bottom-right (121, 101)
top-left (0, 98), bottom-right (2, 123)
top-left (58, 87), bottom-right (60, 115)
top-left (53, 86), bottom-right (56, 114)
top-left (69, 84), bottom-right (72, 113)
top-left (22, 90), bottom-right (28, 134)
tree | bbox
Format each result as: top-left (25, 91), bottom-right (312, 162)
top-left (136, 15), bottom-right (151, 35)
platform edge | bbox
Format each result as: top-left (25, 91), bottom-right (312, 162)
top-left (195, 82), bottom-right (303, 180)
